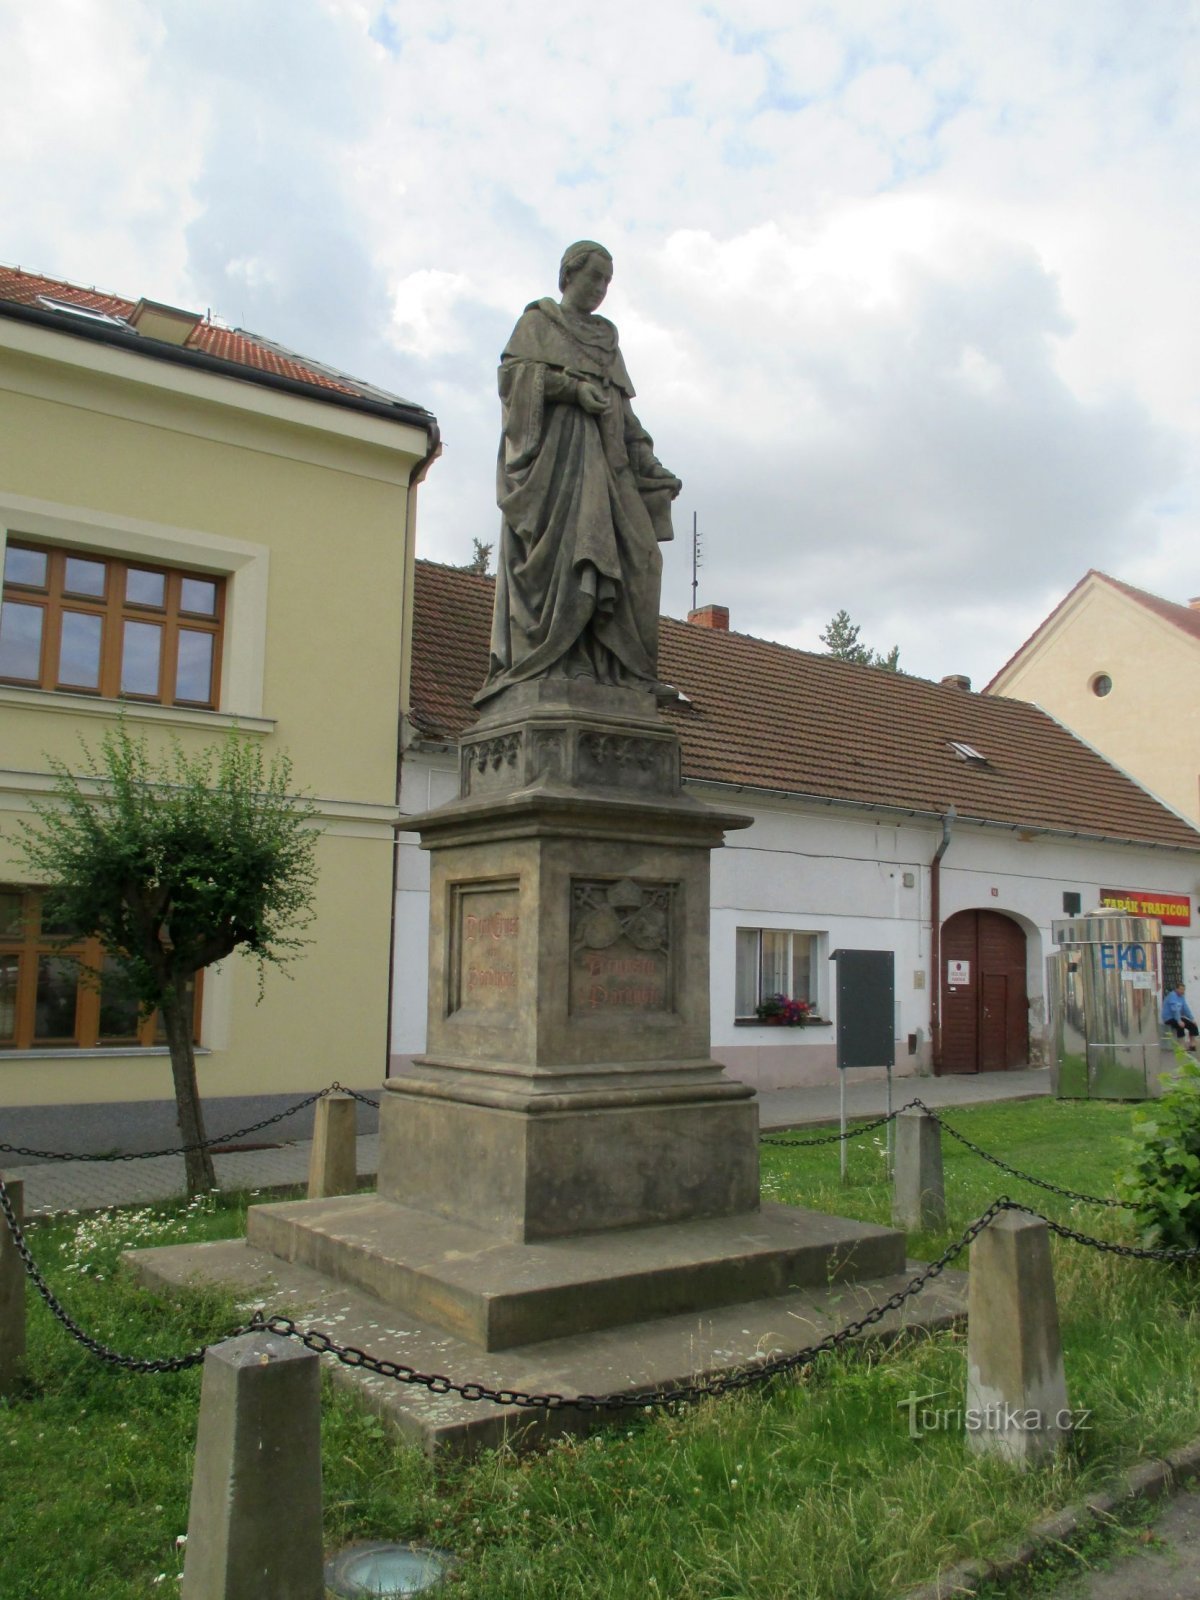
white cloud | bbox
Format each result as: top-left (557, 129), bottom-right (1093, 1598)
top-left (2, 0), bottom-right (1199, 685)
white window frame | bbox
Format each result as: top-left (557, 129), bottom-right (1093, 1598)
top-left (735, 927), bottom-right (823, 1019)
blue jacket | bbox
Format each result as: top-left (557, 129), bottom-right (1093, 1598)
top-left (1163, 989), bottom-right (1195, 1025)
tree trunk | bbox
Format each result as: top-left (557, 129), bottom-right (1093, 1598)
top-left (161, 976), bottom-right (216, 1196)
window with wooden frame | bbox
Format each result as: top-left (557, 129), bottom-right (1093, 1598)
top-left (0, 539), bottom-right (224, 708)
top-left (0, 887), bottom-right (200, 1051)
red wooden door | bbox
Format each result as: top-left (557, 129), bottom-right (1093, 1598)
top-left (940, 910), bottom-right (1028, 1074)
top-left (980, 974), bottom-right (1007, 1071)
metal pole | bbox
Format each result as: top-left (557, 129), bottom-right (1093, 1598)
top-left (886, 1065), bottom-right (894, 1175)
top-left (840, 1070), bottom-right (848, 1185)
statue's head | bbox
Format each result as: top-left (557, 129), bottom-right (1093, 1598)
top-left (558, 241), bottom-right (613, 313)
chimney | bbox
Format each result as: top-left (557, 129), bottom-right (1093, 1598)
top-left (688, 604), bottom-right (729, 630)
top-left (1189, 596), bottom-right (1200, 611)
top-left (940, 673), bottom-right (972, 691)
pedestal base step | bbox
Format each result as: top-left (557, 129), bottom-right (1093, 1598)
top-left (244, 1195), bottom-right (906, 1350)
top-left (124, 1236), bottom-right (965, 1459)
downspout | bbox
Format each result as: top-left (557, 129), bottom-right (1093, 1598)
top-left (929, 805), bottom-right (956, 1076)
top-left (385, 421), bottom-right (443, 1086)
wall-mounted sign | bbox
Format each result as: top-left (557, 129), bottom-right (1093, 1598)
top-left (1099, 889), bottom-right (1191, 927)
top-left (947, 958), bottom-right (970, 985)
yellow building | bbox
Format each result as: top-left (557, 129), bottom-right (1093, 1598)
top-left (0, 268), bottom-right (438, 1147)
top-left (985, 570), bottom-right (1200, 827)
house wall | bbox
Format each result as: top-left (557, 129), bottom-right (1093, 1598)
top-left (1, 322), bottom-right (430, 1115)
top-left (988, 581), bottom-right (1200, 825)
top-left (391, 750), bottom-right (1200, 1092)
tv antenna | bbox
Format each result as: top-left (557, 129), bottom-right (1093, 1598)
top-left (691, 512), bottom-right (703, 612)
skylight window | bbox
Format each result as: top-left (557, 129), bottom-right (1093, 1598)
top-left (948, 741), bottom-right (988, 765)
top-left (36, 296), bottom-right (128, 329)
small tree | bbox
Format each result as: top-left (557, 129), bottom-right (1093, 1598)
top-left (467, 538), bottom-right (493, 575)
top-left (17, 726), bottom-right (318, 1195)
top-left (819, 608), bottom-right (901, 672)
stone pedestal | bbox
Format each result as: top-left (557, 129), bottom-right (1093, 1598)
top-left (203, 678), bottom-right (927, 1433)
top-left (379, 681), bottom-right (758, 1241)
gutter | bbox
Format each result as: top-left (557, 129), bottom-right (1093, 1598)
top-left (0, 297), bottom-right (439, 434)
top-left (929, 807), bottom-right (956, 1077)
top-left (385, 420), bottom-right (443, 1086)
top-left (686, 777), bottom-right (1200, 854)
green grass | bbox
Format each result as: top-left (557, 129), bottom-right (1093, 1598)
top-left (2, 1099), bottom-right (1199, 1598)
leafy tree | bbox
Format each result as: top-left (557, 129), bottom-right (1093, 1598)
top-left (1115, 1052), bottom-right (1200, 1251)
top-left (467, 538), bottom-right (493, 575)
top-left (819, 609), bottom-right (901, 672)
top-left (17, 726), bottom-right (318, 1195)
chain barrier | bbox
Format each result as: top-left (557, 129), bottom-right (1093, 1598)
top-left (913, 1102), bottom-right (1126, 1210)
top-left (0, 1174), bottom-right (257, 1371)
top-left (4, 1173), bottom-right (1197, 1404)
top-left (760, 1106), bottom-right (903, 1148)
top-left (255, 1200), bottom-right (1013, 1412)
top-left (0, 1081), bottom-right (381, 1164)
top-left (2, 1084), bottom-right (1122, 1221)
top-left (1014, 1201), bottom-right (1200, 1263)
top-left (762, 1096), bottom-right (1123, 1211)
top-left (0, 1164), bottom-right (1004, 1406)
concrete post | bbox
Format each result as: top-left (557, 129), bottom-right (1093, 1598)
top-left (0, 1176), bottom-right (26, 1399)
top-left (307, 1093), bottom-right (357, 1200)
top-left (182, 1331), bottom-right (324, 1600)
top-left (966, 1210), bottom-right (1070, 1467)
top-left (892, 1109), bottom-right (945, 1232)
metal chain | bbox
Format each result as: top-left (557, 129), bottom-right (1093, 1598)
top-left (1012, 1200), bottom-right (1200, 1262)
top-left (912, 1101), bottom-right (1126, 1210)
top-left (0, 1175), bottom-right (256, 1371)
top-left (0, 1082), bottom-right (380, 1164)
top-left (6, 1174), bottom-right (1197, 1399)
top-left (762, 1097), bottom-right (1124, 1211)
top-left (761, 1106), bottom-right (906, 1148)
top-left (256, 1200), bottom-right (1013, 1413)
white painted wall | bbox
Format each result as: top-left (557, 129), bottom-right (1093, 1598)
top-left (391, 750), bottom-right (1200, 1091)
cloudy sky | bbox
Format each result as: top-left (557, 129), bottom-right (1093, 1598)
top-left (3, 0), bottom-right (1197, 685)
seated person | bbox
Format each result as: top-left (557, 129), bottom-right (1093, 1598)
top-left (1162, 983), bottom-right (1198, 1049)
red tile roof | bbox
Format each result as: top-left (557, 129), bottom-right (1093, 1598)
top-left (984, 569), bottom-right (1200, 691)
top-left (410, 560), bottom-right (1200, 850)
top-left (0, 265), bottom-right (430, 420)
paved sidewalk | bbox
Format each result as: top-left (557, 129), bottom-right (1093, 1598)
top-left (4, 1068), bottom-right (1049, 1218)
top-left (761, 1065), bottom-right (1049, 1130)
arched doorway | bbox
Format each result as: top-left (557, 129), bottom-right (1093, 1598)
top-left (941, 910), bottom-right (1028, 1074)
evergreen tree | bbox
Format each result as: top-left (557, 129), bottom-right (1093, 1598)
top-left (467, 538), bottom-right (493, 575)
top-left (819, 609), bottom-right (901, 672)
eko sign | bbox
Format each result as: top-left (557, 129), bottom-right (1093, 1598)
top-left (1098, 942), bottom-right (1147, 971)
top-left (1099, 889), bottom-right (1191, 926)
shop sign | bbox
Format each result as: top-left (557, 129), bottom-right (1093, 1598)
top-left (1098, 889), bottom-right (1191, 927)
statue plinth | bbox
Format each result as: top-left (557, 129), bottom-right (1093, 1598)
top-left (379, 684), bottom-right (759, 1241)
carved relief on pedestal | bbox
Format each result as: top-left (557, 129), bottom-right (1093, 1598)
top-left (569, 877), bottom-right (675, 1016)
top-left (449, 881), bottom-right (520, 1018)
top-left (461, 733), bottom-right (521, 794)
top-left (577, 731), bottom-right (675, 792)
top-left (529, 728), bottom-right (566, 783)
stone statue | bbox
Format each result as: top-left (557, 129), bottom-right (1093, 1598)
top-left (476, 241), bottom-right (682, 704)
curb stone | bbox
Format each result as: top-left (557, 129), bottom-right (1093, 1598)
top-left (905, 1436), bottom-right (1200, 1599)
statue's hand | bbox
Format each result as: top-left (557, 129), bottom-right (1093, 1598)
top-left (577, 381), bottom-right (609, 415)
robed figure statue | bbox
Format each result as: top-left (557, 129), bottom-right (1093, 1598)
top-left (476, 241), bottom-right (682, 703)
